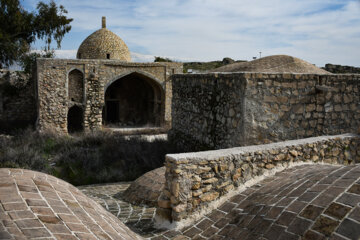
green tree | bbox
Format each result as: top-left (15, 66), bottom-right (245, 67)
top-left (0, 0), bottom-right (72, 67)
top-left (154, 56), bottom-right (173, 62)
top-left (19, 50), bottom-right (55, 74)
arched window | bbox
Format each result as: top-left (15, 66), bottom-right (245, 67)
top-left (67, 105), bottom-right (84, 133)
top-left (104, 72), bottom-right (164, 127)
top-left (68, 69), bottom-right (84, 103)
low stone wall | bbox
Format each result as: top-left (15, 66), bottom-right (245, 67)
top-left (324, 64), bottom-right (360, 74)
top-left (157, 134), bottom-right (360, 225)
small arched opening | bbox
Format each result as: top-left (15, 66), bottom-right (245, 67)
top-left (104, 72), bottom-right (164, 127)
top-left (67, 105), bottom-right (84, 133)
top-left (68, 69), bottom-right (84, 103)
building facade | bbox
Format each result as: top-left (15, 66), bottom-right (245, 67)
top-left (36, 17), bottom-right (182, 134)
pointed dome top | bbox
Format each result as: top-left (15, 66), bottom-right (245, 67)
top-left (77, 17), bottom-right (131, 61)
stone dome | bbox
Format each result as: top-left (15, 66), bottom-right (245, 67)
top-left (77, 17), bottom-right (131, 61)
top-left (211, 55), bottom-right (330, 74)
top-left (121, 167), bottom-right (165, 207)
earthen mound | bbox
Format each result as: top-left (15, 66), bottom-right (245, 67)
top-left (211, 55), bottom-right (330, 74)
top-left (121, 167), bottom-right (165, 207)
top-left (0, 168), bottom-right (142, 240)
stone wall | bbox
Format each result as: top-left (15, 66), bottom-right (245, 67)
top-left (0, 70), bottom-right (36, 132)
top-left (170, 73), bottom-right (247, 150)
top-left (157, 134), bottom-right (360, 224)
top-left (324, 64), bottom-right (360, 74)
top-left (245, 73), bottom-right (360, 145)
top-left (36, 58), bottom-right (182, 133)
top-left (170, 73), bottom-right (360, 150)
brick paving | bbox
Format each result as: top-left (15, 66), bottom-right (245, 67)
top-left (1, 164), bottom-right (358, 239)
top-left (81, 164), bottom-right (360, 240)
top-left (78, 182), bottom-right (160, 237)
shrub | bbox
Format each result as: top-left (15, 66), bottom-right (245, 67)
top-left (0, 129), bottom-right (182, 185)
top-left (55, 134), bottom-right (180, 185)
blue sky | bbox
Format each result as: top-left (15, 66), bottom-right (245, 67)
top-left (23, 0), bottom-right (360, 66)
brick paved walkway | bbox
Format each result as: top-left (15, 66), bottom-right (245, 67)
top-left (78, 183), bottom-right (160, 238)
top-left (81, 164), bottom-right (360, 240)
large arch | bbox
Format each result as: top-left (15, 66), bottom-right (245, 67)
top-left (67, 105), bottom-right (84, 133)
top-left (68, 69), bottom-right (84, 103)
top-left (103, 72), bottom-right (164, 127)
top-left (105, 70), bottom-right (164, 92)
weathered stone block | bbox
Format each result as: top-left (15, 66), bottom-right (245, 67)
top-left (196, 167), bottom-right (212, 174)
top-left (199, 192), bottom-right (219, 202)
top-left (191, 182), bottom-right (201, 190)
top-left (274, 154), bottom-right (287, 161)
top-left (265, 163), bottom-right (275, 169)
top-left (172, 182), bottom-right (180, 198)
top-left (203, 178), bottom-right (218, 184)
top-left (306, 104), bottom-right (316, 112)
top-left (158, 199), bottom-right (171, 209)
top-left (216, 181), bottom-right (230, 189)
top-left (173, 203), bottom-right (187, 213)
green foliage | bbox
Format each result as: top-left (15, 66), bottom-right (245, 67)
top-left (54, 133), bottom-right (181, 185)
top-left (0, 129), bottom-right (51, 172)
top-left (1, 79), bottom-right (18, 96)
top-left (0, 0), bottom-right (72, 66)
top-left (19, 50), bottom-right (55, 74)
top-left (182, 58), bottom-right (239, 73)
top-left (154, 56), bottom-right (173, 62)
top-left (183, 61), bottom-right (225, 73)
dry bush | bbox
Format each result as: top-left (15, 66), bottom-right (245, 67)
top-left (0, 129), bottom-right (182, 185)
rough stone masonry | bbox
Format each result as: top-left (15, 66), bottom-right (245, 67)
top-left (36, 59), bottom-right (182, 133)
top-left (170, 73), bottom-right (360, 151)
top-left (157, 134), bottom-right (360, 225)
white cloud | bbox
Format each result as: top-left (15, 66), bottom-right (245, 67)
top-left (54, 50), bottom-right (77, 59)
top-left (29, 0), bottom-right (360, 66)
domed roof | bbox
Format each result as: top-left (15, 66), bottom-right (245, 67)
top-left (211, 55), bottom-right (330, 74)
top-left (122, 167), bottom-right (165, 207)
top-left (0, 168), bottom-right (143, 240)
top-left (77, 17), bottom-right (131, 61)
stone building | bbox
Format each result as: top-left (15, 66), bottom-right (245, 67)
top-left (170, 72), bottom-right (360, 151)
top-left (36, 17), bottom-right (182, 134)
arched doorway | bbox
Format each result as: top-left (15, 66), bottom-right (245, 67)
top-left (104, 72), bottom-right (164, 127)
top-left (68, 69), bottom-right (84, 103)
top-left (67, 105), bottom-right (84, 133)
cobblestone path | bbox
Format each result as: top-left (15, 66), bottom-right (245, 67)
top-left (78, 182), bottom-right (161, 238)
top-left (80, 164), bottom-right (360, 240)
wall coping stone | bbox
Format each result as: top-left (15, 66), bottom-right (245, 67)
top-left (174, 72), bottom-right (360, 76)
top-left (167, 133), bottom-right (358, 162)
